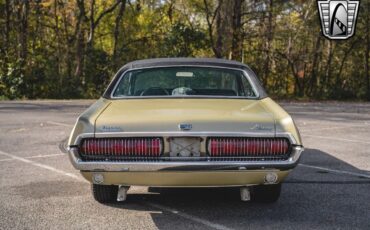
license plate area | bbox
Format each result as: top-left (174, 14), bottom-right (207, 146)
top-left (169, 137), bottom-right (201, 157)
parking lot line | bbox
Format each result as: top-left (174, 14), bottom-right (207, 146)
top-left (2, 147), bottom-right (369, 230)
top-left (27, 153), bottom-right (65, 158)
top-left (301, 123), bottom-right (370, 132)
top-left (0, 153), bottom-right (65, 162)
top-left (301, 134), bottom-right (370, 144)
top-left (0, 150), bottom-right (84, 181)
top-left (145, 202), bottom-right (233, 230)
top-left (0, 158), bottom-right (12, 162)
top-left (0, 149), bottom-right (232, 230)
top-left (46, 121), bottom-right (73, 127)
top-left (299, 164), bottom-right (370, 179)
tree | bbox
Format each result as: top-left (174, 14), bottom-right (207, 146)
top-left (0, 0), bottom-right (368, 100)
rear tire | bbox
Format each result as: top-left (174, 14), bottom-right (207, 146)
top-left (252, 183), bottom-right (281, 203)
top-left (92, 184), bottom-right (118, 203)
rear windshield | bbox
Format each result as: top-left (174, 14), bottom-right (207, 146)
top-left (112, 67), bottom-right (257, 98)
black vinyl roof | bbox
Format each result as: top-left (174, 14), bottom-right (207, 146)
top-left (123, 58), bottom-right (249, 69)
top-left (103, 58), bottom-right (267, 99)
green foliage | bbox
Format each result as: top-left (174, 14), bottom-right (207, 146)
top-left (84, 48), bottom-right (112, 98)
top-left (0, 0), bottom-right (368, 100)
top-left (164, 22), bottom-right (208, 57)
top-left (1, 60), bottom-right (24, 99)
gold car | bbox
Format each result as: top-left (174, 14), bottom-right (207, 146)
top-left (68, 58), bottom-right (303, 203)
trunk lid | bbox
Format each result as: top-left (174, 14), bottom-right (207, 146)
top-left (95, 99), bottom-right (275, 134)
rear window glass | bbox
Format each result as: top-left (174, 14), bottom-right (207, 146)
top-left (112, 67), bottom-right (257, 98)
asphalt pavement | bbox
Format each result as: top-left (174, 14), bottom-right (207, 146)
top-left (0, 100), bottom-right (369, 230)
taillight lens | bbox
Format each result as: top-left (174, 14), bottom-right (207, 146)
top-left (208, 137), bottom-right (290, 157)
top-left (80, 137), bottom-right (162, 157)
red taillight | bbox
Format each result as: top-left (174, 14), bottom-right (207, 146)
top-left (80, 138), bottom-right (162, 157)
top-left (208, 137), bottom-right (289, 157)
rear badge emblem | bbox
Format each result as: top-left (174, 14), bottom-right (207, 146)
top-left (179, 124), bottom-right (192, 131)
top-left (101, 125), bottom-right (122, 132)
top-left (251, 124), bottom-right (272, 131)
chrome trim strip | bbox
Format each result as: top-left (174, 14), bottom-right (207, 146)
top-left (109, 65), bottom-right (260, 99)
top-left (68, 146), bottom-right (304, 172)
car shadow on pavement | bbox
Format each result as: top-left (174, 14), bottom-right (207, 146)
top-left (105, 148), bottom-right (370, 229)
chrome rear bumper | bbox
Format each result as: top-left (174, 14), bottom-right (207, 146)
top-left (68, 146), bottom-right (304, 172)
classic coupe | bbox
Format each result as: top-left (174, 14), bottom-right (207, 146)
top-left (68, 58), bottom-right (303, 203)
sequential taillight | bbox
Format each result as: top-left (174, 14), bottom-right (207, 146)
top-left (208, 137), bottom-right (290, 157)
top-left (79, 137), bottom-right (162, 157)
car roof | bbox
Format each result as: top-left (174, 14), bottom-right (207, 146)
top-left (123, 58), bottom-right (249, 69)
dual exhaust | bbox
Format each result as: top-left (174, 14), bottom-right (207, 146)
top-left (115, 186), bottom-right (253, 202)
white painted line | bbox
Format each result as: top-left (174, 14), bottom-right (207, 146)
top-left (290, 111), bottom-right (366, 115)
top-left (145, 202), bottom-right (233, 230)
top-left (289, 111), bottom-right (326, 114)
top-left (0, 158), bottom-right (13, 162)
top-left (301, 123), bottom-right (370, 132)
top-left (27, 153), bottom-right (65, 159)
top-left (46, 121), bottom-right (73, 127)
top-left (301, 134), bottom-right (370, 144)
top-left (11, 128), bottom-right (28, 133)
top-left (0, 149), bottom-right (234, 229)
top-left (2, 148), bottom-right (369, 229)
top-left (299, 163), bottom-right (370, 179)
top-left (0, 150), bottom-right (84, 182)
top-left (0, 153), bottom-right (65, 162)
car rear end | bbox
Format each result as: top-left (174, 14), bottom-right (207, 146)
top-left (67, 58), bottom-right (304, 203)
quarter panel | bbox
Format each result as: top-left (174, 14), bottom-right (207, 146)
top-left (260, 98), bottom-right (303, 145)
top-left (68, 98), bottom-right (111, 146)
